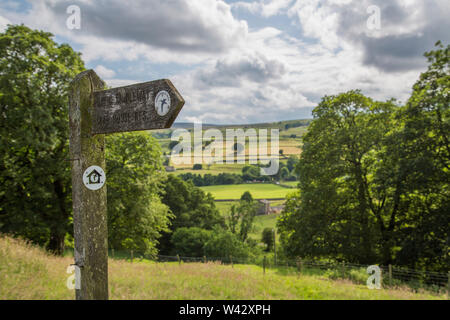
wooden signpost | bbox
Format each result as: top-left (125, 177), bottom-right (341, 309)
top-left (69, 70), bottom-right (184, 300)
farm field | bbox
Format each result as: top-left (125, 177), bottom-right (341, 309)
top-left (215, 201), bottom-right (235, 216)
top-left (153, 119), bottom-right (307, 175)
top-left (216, 200), bottom-right (285, 216)
top-left (172, 163), bottom-right (245, 175)
top-left (281, 181), bottom-right (298, 187)
top-left (200, 183), bottom-right (294, 200)
top-left (0, 236), bottom-right (444, 300)
top-left (215, 201), bottom-right (280, 241)
top-left (249, 214), bottom-right (280, 241)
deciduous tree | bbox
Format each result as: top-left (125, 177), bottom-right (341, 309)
top-left (106, 132), bottom-right (171, 256)
top-left (0, 25), bottom-right (85, 254)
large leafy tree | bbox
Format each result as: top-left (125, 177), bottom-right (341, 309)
top-left (279, 43), bottom-right (449, 270)
top-left (236, 201), bottom-right (257, 242)
top-left (261, 227), bottom-right (274, 252)
top-left (0, 25), bottom-right (85, 254)
top-left (158, 174), bottom-right (225, 254)
top-left (0, 25), bottom-right (173, 258)
top-left (203, 230), bottom-right (252, 259)
top-left (393, 43), bottom-right (449, 271)
top-left (170, 227), bottom-right (213, 257)
top-left (106, 132), bottom-right (171, 256)
top-left (279, 91), bottom-right (399, 264)
top-left (227, 195), bottom-right (257, 243)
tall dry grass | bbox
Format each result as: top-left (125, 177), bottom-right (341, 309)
top-left (0, 235), bottom-right (446, 300)
top-left (0, 235), bottom-right (73, 299)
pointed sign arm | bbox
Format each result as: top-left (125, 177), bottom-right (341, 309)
top-left (92, 78), bottom-right (185, 135)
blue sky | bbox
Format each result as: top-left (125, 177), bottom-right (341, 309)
top-left (1, 0), bottom-right (449, 124)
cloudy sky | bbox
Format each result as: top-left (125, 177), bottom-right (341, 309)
top-left (1, 0), bottom-right (448, 124)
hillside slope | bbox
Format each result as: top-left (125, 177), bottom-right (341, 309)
top-left (0, 236), bottom-right (443, 300)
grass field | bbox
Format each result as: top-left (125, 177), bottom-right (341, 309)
top-left (1, 236), bottom-right (445, 300)
top-left (172, 163), bottom-right (245, 175)
top-left (215, 201), bottom-right (280, 241)
top-left (215, 201), bottom-right (235, 216)
top-left (154, 119), bottom-right (307, 175)
top-left (216, 200), bottom-right (285, 216)
top-left (281, 181), bottom-right (298, 187)
top-left (249, 214), bottom-right (280, 241)
top-left (201, 183), bottom-right (293, 200)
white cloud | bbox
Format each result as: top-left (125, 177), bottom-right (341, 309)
top-left (287, 0), bottom-right (342, 49)
top-left (232, 0), bottom-right (293, 17)
top-left (103, 78), bottom-right (140, 89)
top-left (288, 0), bottom-right (450, 71)
top-left (0, 0), bottom-right (249, 65)
top-left (94, 65), bottom-right (116, 79)
top-left (12, 0), bottom-right (247, 53)
top-left (0, 15), bottom-right (11, 32)
top-left (1, 0), bottom-right (447, 124)
top-left (76, 35), bottom-right (217, 64)
top-left (195, 53), bottom-right (286, 87)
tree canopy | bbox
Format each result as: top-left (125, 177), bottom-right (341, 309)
top-left (228, 194), bottom-right (258, 243)
top-left (158, 174), bottom-right (225, 254)
top-left (0, 25), bottom-right (85, 254)
top-left (0, 25), bottom-right (174, 257)
top-left (106, 132), bottom-right (171, 256)
top-left (278, 43), bottom-right (449, 271)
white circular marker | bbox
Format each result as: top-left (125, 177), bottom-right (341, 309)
top-left (83, 165), bottom-right (106, 191)
top-left (155, 90), bottom-right (171, 116)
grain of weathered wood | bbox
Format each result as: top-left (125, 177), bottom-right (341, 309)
top-left (69, 69), bottom-right (184, 300)
top-left (92, 79), bottom-right (184, 134)
top-left (69, 70), bottom-right (108, 300)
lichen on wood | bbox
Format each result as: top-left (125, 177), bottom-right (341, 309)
top-left (69, 70), bottom-right (108, 300)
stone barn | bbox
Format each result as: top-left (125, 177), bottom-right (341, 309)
top-left (257, 199), bottom-right (270, 215)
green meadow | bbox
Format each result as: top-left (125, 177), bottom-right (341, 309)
top-left (154, 119), bottom-right (306, 176)
top-left (1, 236), bottom-right (444, 300)
top-left (249, 214), bottom-right (280, 241)
top-left (172, 163), bottom-right (245, 175)
top-left (215, 201), bottom-right (280, 241)
top-left (200, 183), bottom-right (293, 200)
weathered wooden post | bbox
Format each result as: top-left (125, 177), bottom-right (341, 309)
top-left (447, 271), bottom-right (449, 298)
top-left (296, 257), bottom-right (302, 277)
top-left (273, 228), bottom-right (277, 266)
top-left (388, 264), bottom-right (392, 286)
top-left (263, 256), bottom-right (266, 275)
top-left (69, 70), bottom-right (108, 300)
top-left (131, 250), bottom-right (134, 263)
top-left (230, 255), bottom-right (233, 268)
top-left (177, 254), bottom-right (181, 265)
top-left (380, 266), bottom-right (383, 287)
top-left (69, 70), bottom-right (184, 300)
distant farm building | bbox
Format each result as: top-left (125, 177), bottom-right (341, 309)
top-left (257, 199), bottom-right (285, 215)
top-left (257, 199), bottom-right (270, 215)
top-left (270, 206), bottom-right (284, 214)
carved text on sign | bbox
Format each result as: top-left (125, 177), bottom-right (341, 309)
top-left (92, 79), bottom-right (184, 134)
